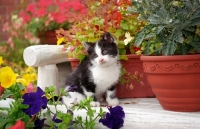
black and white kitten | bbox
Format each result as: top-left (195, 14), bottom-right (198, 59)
top-left (63, 32), bottom-right (121, 107)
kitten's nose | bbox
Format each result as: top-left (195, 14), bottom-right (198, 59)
top-left (99, 58), bottom-right (104, 63)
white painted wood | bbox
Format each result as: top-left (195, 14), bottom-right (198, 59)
top-left (23, 45), bottom-right (68, 67)
top-left (1, 98), bottom-right (200, 129)
top-left (23, 45), bottom-right (72, 90)
top-left (37, 65), bottom-right (58, 90)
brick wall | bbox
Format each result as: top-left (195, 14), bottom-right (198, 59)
top-left (0, 0), bottom-right (37, 41)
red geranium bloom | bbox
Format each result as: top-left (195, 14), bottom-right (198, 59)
top-left (39, 0), bottom-right (53, 7)
top-left (20, 12), bottom-right (31, 24)
top-left (36, 7), bottom-right (47, 18)
top-left (26, 3), bottom-right (36, 14)
top-left (9, 120), bottom-right (25, 129)
top-left (51, 12), bottom-right (67, 23)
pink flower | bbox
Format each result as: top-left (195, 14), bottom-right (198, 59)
top-left (8, 37), bottom-right (14, 49)
top-left (20, 12), bottom-right (31, 24)
top-left (51, 12), bottom-right (67, 23)
top-left (36, 7), bottom-right (47, 17)
top-left (39, 0), bottom-right (53, 7)
top-left (70, 1), bottom-right (86, 13)
top-left (26, 3), bottom-right (36, 14)
top-left (26, 83), bottom-right (35, 93)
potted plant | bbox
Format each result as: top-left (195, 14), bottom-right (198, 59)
top-left (56, 0), bottom-right (155, 98)
top-left (132, 0), bottom-right (200, 112)
top-left (18, 0), bottom-right (87, 44)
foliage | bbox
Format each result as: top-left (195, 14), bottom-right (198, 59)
top-left (19, 0), bottom-right (86, 37)
top-left (0, 0), bottom-right (87, 66)
top-left (56, 0), bottom-right (146, 60)
top-left (0, 13), bottom-right (39, 67)
top-left (132, 0), bottom-right (200, 55)
top-left (0, 57), bottom-right (125, 129)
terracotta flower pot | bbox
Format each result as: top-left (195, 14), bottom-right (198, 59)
top-left (141, 54), bottom-right (200, 112)
top-left (116, 54), bottom-right (155, 98)
top-left (38, 31), bottom-right (57, 45)
top-left (68, 58), bottom-right (80, 70)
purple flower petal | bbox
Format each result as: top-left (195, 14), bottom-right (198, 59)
top-left (52, 114), bottom-right (62, 123)
top-left (109, 106), bottom-right (125, 119)
top-left (68, 84), bottom-right (78, 92)
top-left (34, 118), bottom-right (46, 129)
top-left (31, 100), bottom-right (44, 115)
top-left (22, 87), bottom-right (48, 116)
top-left (99, 106), bottom-right (125, 129)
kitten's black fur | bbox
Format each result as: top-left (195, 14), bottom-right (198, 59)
top-left (64, 32), bottom-right (121, 106)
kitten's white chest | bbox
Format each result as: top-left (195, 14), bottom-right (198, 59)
top-left (90, 63), bottom-right (121, 94)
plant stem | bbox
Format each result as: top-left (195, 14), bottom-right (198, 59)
top-left (47, 106), bottom-right (55, 115)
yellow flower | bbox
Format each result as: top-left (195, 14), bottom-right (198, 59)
top-left (22, 74), bottom-right (32, 86)
top-left (0, 66), bottom-right (17, 88)
top-left (124, 32), bottom-right (133, 45)
top-left (57, 37), bottom-right (65, 45)
top-left (16, 78), bottom-right (27, 86)
top-left (0, 56), bottom-right (4, 65)
top-left (25, 66), bottom-right (34, 73)
top-left (30, 73), bottom-right (37, 82)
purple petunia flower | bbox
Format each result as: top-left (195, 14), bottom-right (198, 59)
top-left (34, 118), bottom-right (46, 129)
top-left (22, 87), bottom-right (48, 116)
top-left (52, 114), bottom-right (62, 123)
top-left (99, 106), bottom-right (125, 129)
top-left (68, 84), bottom-right (78, 92)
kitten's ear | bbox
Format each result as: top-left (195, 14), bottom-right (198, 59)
top-left (83, 42), bottom-right (95, 53)
top-left (102, 32), bottom-right (116, 43)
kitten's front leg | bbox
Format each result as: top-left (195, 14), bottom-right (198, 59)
top-left (106, 86), bottom-right (119, 106)
top-left (83, 89), bottom-right (100, 107)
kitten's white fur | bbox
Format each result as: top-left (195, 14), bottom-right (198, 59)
top-left (63, 42), bottom-right (121, 107)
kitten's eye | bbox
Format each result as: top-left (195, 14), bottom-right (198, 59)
top-left (102, 50), bottom-right (108, 55)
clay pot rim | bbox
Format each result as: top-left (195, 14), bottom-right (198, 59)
top-left (68, 58), bottom-right (79, 61)
top-left (141, 54), bottom-right (200, 61)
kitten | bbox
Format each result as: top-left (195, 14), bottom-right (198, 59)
top-left (63, 32), bottom-right (121, 107)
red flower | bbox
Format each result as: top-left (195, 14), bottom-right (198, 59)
top-left (9, 120), bottom-right (25, 129)
top-left (20, 12), bottom-right (31, 24)
top-left (70, 1), bottom-right (85, 12)
top-left (0, 85), bottom-right (4, 95)
top-left (112, 11), bottom-right (122, 26)
top-left (132, 46), bottom-right (141, 51)
top-left (39, 0), bottom-right (53, 7)
top-left (36, 7), bottom-right (47, 17)
top-left (51, 12), bottom-right (67, 23)
top-left (26, 4), bottom-right (36, 14)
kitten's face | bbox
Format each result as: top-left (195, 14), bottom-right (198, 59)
top-left (84, 32), bottom-right (119, 67)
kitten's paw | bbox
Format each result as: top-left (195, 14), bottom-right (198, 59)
top-left (107, 98), bottom-right (119, 106)
top-left (90, 101), bottom-right (100, 107)
top-left (62, 96), bottom-right (77, 108)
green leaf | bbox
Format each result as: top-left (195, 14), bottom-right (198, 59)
top-left (0, 119), bottom-right (13, 128)
top-left (119, 55), bottom-right (128, 60)
top-left (1, 90), bottom-right (14, 100)
top-left (120, 21), bottom-right (129, 30)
